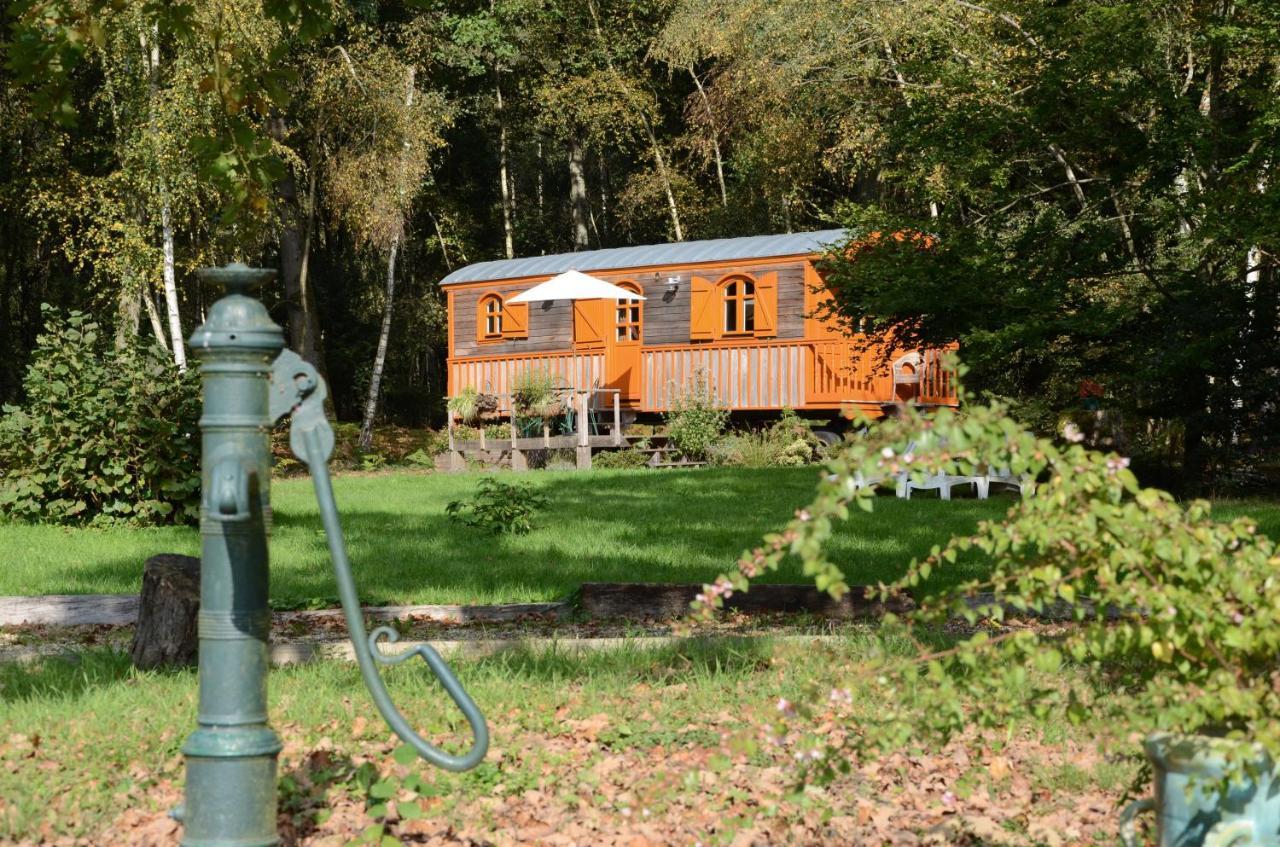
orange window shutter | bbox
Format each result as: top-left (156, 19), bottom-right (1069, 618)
top-left (755, 271), bottom-right (778, 336)
top-left (502, 301), bottom-right (529, 339)
top-left (573, 299), bottom-right (605, 346)
top-left (689, 275), bottom-right (716, 340)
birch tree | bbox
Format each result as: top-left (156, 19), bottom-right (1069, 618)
top-left (313, 44), bottom-right (453, 449)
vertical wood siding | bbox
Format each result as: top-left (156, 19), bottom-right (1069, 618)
top-left (919, 348), bottom-right (959, 405)
top-left (642, 341), bottom-right (806, 410)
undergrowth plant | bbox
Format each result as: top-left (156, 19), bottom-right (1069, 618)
top-left (664, 370), bottom-right (729, 461)
top-left (698, 375), bottom-right (1280, 780)
top-left (446, 476), bottom-right (547, 534)
top-left (593, 448), bottom-right (650, 469)
top-left (0, 308), bottom-right (200, 525)
top-left (715, 410), bottom-right (822, 467)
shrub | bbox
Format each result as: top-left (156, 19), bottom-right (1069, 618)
top-left (0, 308), bottom-right (200, 525)
top-left (593, 448), bottom-right (651, 469)
top-left (450, 423), bottom-right (513, 443)
top-left (703, 380), bottom-right (1280, 783)
top-left (713, 411), bottom-right (822, 467)
top-left (446, 476), bottom-right (547, 534)
top-left (664, 371), bottom-right (729, 461)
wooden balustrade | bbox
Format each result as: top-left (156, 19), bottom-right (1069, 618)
top-left (448, 340), bottom-right (957, 416)
top-left (641, 340), bottom-right (807, 410)
top-left (447, 350), bottom-right (605, 410)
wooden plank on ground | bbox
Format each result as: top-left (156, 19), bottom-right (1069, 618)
top-left (277, 602), bottom-right (569, 625)
top-left (0, 596), bottom-right (570, 627)
top-left (577, 582), bottom-right (913, 620)
top-left (0, 594), bottom-right (140, 626)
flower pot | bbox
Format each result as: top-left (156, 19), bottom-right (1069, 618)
top-left (1120, 733), bottom-right (1280, 847)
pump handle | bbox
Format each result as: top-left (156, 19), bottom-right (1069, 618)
top-left (270, 350), bottom-right (489, 772)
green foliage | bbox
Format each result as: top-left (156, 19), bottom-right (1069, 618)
top-left (447, 387), bottom-right (502, 427)
top-left (663, 370), bottom-right (729, 461)
top-left (593, 448), bottom-right (651, 469)
top-left (711, 374), bottom-right (1280, 776)
top-left (715, 410), bottom-right (822, 467)
top-left (8, 0), bottom-right (333, 221)
top-left (447, 386), bottom-right (480, 425)
top-left (0, 308), bottom-right (199, 525)
top-left (446, 476), bottom-right (547, 535)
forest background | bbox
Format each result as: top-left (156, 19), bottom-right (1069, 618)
top-left (2, 0), bottom-right (1276, 493)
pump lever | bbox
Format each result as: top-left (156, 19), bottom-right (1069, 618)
top-left (270, 350), bottom-right (489, 772)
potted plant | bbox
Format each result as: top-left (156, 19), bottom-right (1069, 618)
top-left (511, 368), bottom-right (562, 423)
top-left (697, 395), bottom-right (1280, 847)
top-left (447, 386), bottom-right (498, 426)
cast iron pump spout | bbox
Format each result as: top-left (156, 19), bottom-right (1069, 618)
top-left (180, 264), bottom-right (486, 847)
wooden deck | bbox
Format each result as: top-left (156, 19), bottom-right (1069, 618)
top-left (446, 388), bottom-right (625, 470)
top-left (447, 340), bottom-right (959, 414)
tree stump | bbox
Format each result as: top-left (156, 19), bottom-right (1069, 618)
top-left (130, 554), bottom-right (201, 669)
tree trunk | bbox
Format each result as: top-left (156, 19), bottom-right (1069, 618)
top-left (597, 155), bottom-right (609, 242)
top-left (496, 76), bottom-right (515, 259)
top-left (274, 130), bottom-right (326, 373)
top-left (358, 66), bottom-right (416, 451)
top-left (142, 24), bottom-right (186, 370)
top-left (568, 135), bottom-right (591, 250)
top-left (359, 237), bottom-right (399, 450)
top-left (142, 287), bottom-right (169, 351)
top-left (536, 139), bottom-right (544, 213)
top-left (689, 66), bottom-right (727, 208)
top-left (115, 282), bottom-right (141, 349)
top-left (643, 122), bottom-right (683, 242)
top-left (130, 554), bottom-right (201, 670)
top-left (297, 165), bottom-right (326, 374)
top-left (159, 194), bottom-right (186, 370)
top-left (429, 211), bottom-right (453, 270)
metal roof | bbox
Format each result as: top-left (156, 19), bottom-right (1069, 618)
top-left (439, 228), bottom-right (848, 285)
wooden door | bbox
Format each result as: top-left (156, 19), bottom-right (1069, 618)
top-left (604, 283), bottom-right (643, 402)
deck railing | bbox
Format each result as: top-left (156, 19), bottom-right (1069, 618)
top-left (448, 341), bottom-right (958, 414)
top-left (447, 350), bottom-right (605, 412)
top-left (918, 348), bottom-right (958, 406)
top-left (642, 340), bottom-right (808, 410)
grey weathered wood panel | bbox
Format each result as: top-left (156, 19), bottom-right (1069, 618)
top-left (453, 286), bottom-right (573, 358)
top-left (592, 261), bottom-right (808, 346)
top-left (448, 260), bottom-right (811, 358)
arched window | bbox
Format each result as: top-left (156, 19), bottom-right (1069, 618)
top-left (721, 276), bottom-right (756, 335)
top-left (478, 293), bottom-right (503, 340)
top-left (614, 282), bottom-right (642, 342)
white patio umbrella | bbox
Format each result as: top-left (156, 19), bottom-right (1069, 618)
top-left (506, 269), bottom-right (645, 303)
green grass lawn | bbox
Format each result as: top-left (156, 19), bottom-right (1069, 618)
top-left (1, 467), bottom-right (1277, 605)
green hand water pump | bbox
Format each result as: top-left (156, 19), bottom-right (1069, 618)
top-left (178, 264), bottom-right (487, 847)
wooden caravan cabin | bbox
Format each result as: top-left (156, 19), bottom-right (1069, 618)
top-left (442, 229), bottom-right (957, 425)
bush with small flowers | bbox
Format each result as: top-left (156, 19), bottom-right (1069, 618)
top-left (697, 374), bottom-right (1280, 783)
